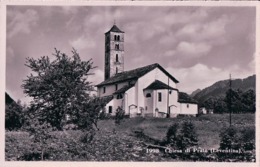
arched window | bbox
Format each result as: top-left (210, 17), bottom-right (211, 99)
top-left (116, 67), bottom-right (118, 74)
top-left (146, 93), bottom-right (151, 98)
top-left (187, 104), bottom-right (189, 108)
top-left (117, 35), bottom-right (120, 41)
top-left (114, 35), bottom-right (117, 41)
top-left (116, 54), bottom-right (119, 62)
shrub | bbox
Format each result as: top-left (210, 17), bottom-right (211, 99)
top-left (219, 126), bottom-right (255, 151)
top-left (219, 126), bottom-right (240, 150)
top-left (165, 121), bottom-right (198, 150)
top-left (218, 126), bottom-right (255, 161)
top-left (115, 106), bottom-right (125, 125)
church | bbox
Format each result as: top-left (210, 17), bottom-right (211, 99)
top-left (96, 24), bottom-right (198, 118)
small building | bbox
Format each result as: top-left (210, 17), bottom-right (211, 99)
top-left (199, 107), bottom-right (207, 114)
top-left (96, 24), bottom-right (198, 118)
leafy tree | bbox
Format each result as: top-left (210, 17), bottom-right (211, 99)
top-left (5, 100), bottom-right (24, 130)
top-left (225, 89), bottom-right (243, 113)
top-left (219, 126), bottom-right (255, 151)
top-left (214, 96), bottom-right (227, 114)
top-left (203, 96), bottom-right (216, 111)
top-left (165, 123), bottom-right (179, 148)
top-left (22, 48), bottom-right (96, 130)
top-left (165, 121), bottom-right (198, 151)
top-left (219, 126), bottom-right (240, 150)
top-left (241, 89), bottom-right (255, 113)
top-left (178, 121), bottom-right (198, 150)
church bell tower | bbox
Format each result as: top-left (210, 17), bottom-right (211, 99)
top-left (104, 24), bottom-right (124, 80)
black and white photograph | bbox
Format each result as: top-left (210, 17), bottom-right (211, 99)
top-left (3, 2), bottom-right (258, 164)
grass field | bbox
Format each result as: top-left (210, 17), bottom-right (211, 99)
top-left (98, 113), bottom-right (255, 148)
top-left (5, 113), bottom-right (255, 161)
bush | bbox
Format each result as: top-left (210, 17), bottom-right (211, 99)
top-left (218, 126), bottom-right (255, 161)
top-left (115, 106), bottom-right (125, 125)
top-left (165, 121), bottom-right (198, 150)
top-left (5, 100), bottom-right (24, 131)
top-left (220, 126), bottom-right (255, 151)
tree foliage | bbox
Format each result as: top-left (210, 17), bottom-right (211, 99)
top-left (5, 100), bottom-right (25, 131)
top-left (202, 89), bottom-right (255, 113)
top-left (22, 48), bottom-right (96, 130)
top-left (219, 126), bottom-right (255, 151)
top-left (165, 121), bottom-right (198, 150)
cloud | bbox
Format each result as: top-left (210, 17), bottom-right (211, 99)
top-left (7, 9), bottom-right (39, 38)
top-left (176, 14), bottom-right (229, 43)
top-left (175, 41), bottom-right (212, 57)
top-left (164, 50), bottom-right (176, 57)
top-left (69, 35), bottom-right (96, 51)
top-left (162, 8), bottom-right (209, 26)
top-left (89, 69), bottom-right (104, 85)
top-left (6, 46), bottom-right (15, 62)
top-left (60, 6), bottom-right (78, 15)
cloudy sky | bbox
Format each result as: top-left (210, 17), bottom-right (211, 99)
top-left (6, 5), bottom-right (256, 103)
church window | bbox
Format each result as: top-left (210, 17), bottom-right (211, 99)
top-left (116, 94), bottom-right (123, 99)
top-left (187, 104), bottom-right (189, 108)
top-left (146, 93), bottom-right (151, 98)
top-left (109, 106), bottom-right (112, 113)
top-left (114, 35), bottom-right (117, 41)
top-left (117, 35), bottom-right (120, 41)
top-left (158, 92), bottom-right (162, 102)
top-left (116, 54), bottom-right (119, 62)
top-left (103, 87), bottom-right (106, 94)
top-left (115, 44), bottom-right (119, 50)
top-left (116, 67), bottom-right (118, 74)
top-left (115, 84), bottom-right (118, 90)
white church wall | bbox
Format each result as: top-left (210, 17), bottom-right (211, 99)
top-left (136, 69), bottom-right (157, 112)
top-left (143, 89), bottom-right (154, 117)
top-left (105, 99), bottom-right (115, 115)
top-left (179, 103), bottom-right (198, 115)
top-left (137, 67), bottom-right (178, 106)
top-left (98, 85), bottom-right (114, 97)
top-left (154, 68), bottom-right (178, 89)
top-left (154, 89), bottom-right (168, 115)
top-left (169, 89), bottom-right (179, 113)
top-left (113, 96), bottom-right (123, 114)
top-left (125, 86), bottom-right (137, 117)
top-left (97, 81), bottom-right (129, 97)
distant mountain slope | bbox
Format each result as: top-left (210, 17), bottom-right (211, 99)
top-left (192, 75), bottom-right (256, 104)
top-left (190, 89), bottom-right (201, 97)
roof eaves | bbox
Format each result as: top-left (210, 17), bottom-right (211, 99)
top-left (178, 100), bottom-right (198, 104)
top-left (96, 77), bottom-right (138, 87)
top-left (157, 64), bottom-right (179, 83)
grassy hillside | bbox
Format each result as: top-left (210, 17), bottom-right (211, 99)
top-left (99, 114), bottom-right (255, 149)
top-left (6, 114), bottom-right (255, 161)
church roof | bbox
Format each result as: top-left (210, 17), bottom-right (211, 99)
top-left (105, 24), bottom-right (124, 34)
top-left (90, 95), bottom-right (113, 104)
top-left (144, 80), bottom-right (178, 90)
top-left (113, 84), bottom-right (134, 94)
top-left (96, 63), bottom-right (179, 87)
top-left (178, 92), bottom-right (198, 104)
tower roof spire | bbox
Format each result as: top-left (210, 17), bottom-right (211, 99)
top-left (105, 24), bottom-right (124, 34)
